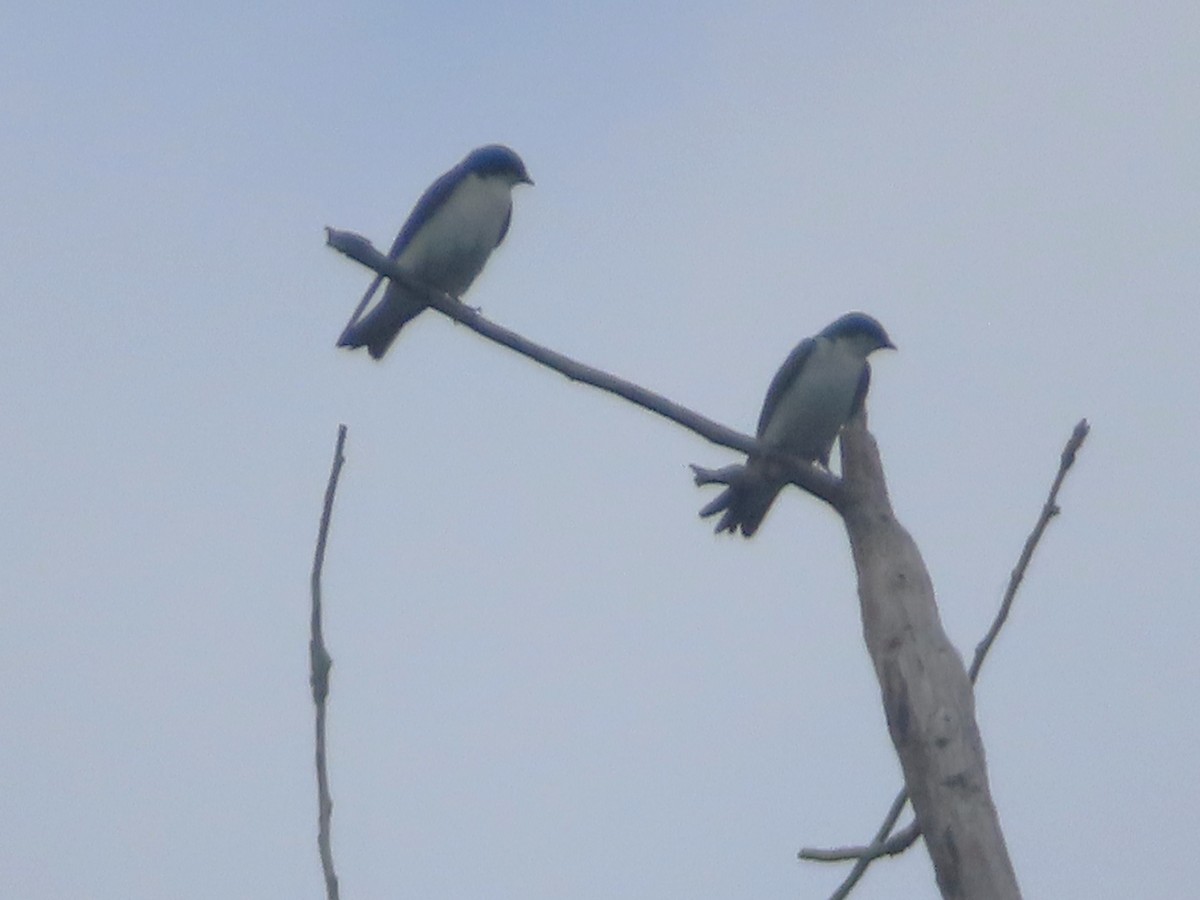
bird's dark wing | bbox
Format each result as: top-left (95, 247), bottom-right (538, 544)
top-left (850, 362), bottom-right (872, 416)
top-left (385, 161), bottom-right (466, 259)
top-left (756, 337), bottom-right (815, 438)
top-left (495, 202), bottom-right (514, 247)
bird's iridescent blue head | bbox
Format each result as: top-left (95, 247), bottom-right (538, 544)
top-left (462, 144), bottom-right (533, 186)
top-left (820, 312), bottom-right (896, 352)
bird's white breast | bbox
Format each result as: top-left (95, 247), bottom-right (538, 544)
top-left (397, 173), bottom-right (513, 296)
top-left (761, 338), bottom-right (865, 459)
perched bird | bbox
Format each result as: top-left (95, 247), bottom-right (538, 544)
top-left (700, 312), bottom-right (895, 537)
top-left (338, 144), bottom-right (533, 359)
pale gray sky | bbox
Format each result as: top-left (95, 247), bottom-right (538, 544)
top-left (3, 3), bottom-right (1198, 898)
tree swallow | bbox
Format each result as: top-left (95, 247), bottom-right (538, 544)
top-left (700, 312), bottom-right (896, 537)
top-left (337, 144), bottom-right (533, 359)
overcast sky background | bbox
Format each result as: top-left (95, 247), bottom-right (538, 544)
top-left (3, 2), bottom-right (1198, 898)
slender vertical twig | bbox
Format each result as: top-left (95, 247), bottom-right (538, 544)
top-left (310, 424), bottom-right (348, 900)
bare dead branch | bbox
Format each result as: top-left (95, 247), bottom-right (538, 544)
top-left (310, 424), bottom-right (348, 900)
top-left (802, 419), bottom-right (1090, 899)
top-left (326, 227), bottom-right (842, 507)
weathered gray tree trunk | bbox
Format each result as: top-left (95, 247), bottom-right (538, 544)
top-left (837, 415), bottom-right (1021, 899)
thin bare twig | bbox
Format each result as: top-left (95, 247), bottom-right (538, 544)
top-left (310, 424), bottom-right (348, 900)
top-left (804, 790), bottom-right (916, 900)
top-left (799, 798), bottom-right (913, 865)
top-left (969, 418), bottom-right (1090, 680)
top-left (801, 418), bottom-right (1090, 899)
top-left (326, 227), bottom-right (842, 508)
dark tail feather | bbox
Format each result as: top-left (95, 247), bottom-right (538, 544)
top-left (337, 282), bottom-right (426, 360)
top-left (698, 467), bottom-right (782, 538)
top-left (337, 319), bottom-right (404, 360)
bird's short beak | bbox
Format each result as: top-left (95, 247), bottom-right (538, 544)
top-left (885, 339), bottom-right (897, 350)
top-left (521, 174), bottom-right (535, 186)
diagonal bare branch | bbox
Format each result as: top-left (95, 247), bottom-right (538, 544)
top-left (326, 227), bottom-right (842, 507)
